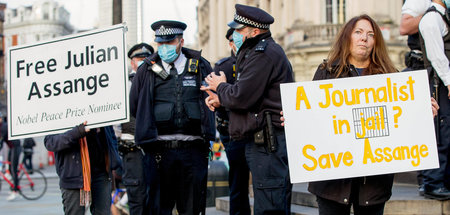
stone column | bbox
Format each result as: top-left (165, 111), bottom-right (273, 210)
top-left (209, 0), bottom-right (218, 62)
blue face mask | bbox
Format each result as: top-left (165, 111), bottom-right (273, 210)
top-left (232, 31), bottom-right (244, 53)
top-left (158, 43), bottom-right (179, 63)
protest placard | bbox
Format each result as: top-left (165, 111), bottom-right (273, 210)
top-left (280, 70), bottom-right (438, 183)
top-left (7, 24), bottom-right (129, 140)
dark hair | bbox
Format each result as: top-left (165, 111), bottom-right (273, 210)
top-left (323, 14), bottom-right (397, 77)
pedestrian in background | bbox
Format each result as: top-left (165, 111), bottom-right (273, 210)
top-left (213, 28), bottom-right (250, 215)
top-left (1, 116), bottom-right (22, 201)
top-left (22, 137), bottom-right (36, 172)
top-left (130, 20), bottom-right (215, 214)
top-left (203, 4), bottom-right (294, 214)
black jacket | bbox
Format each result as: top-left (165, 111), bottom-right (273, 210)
top-left (23, 138), bottom-right (36, 148)
top-left (44, 125), bottom-right (121, 189)
top-left (308, 62), bottom-right (394, 206)
top-left (130, 47), bottom-right (215, 145)
top-left (216, 31), bottom-right (294, 140)
top-left (213, 53), bottom-right (236, 122)
top-left (1, 122), bottom-right (20, 150)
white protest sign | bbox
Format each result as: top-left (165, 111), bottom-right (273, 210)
top-left (7, 24), bottom-right (129, 140)
top-left (280, 70), bottom-right (438, 183)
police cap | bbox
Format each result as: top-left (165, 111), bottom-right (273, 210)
top-left (228, 4), bottom-right (274, 30)
top-left (151, 20), bottom-right (187, 43)
top-left (225, 28), bottom-right (234, 41)
top-left (128, 43), bottom-right (154, 59)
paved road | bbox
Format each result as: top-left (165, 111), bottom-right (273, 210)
top-left (0, 174), bottom-right (63, 214)
top-left (0, 166), bottom-right (227, 214)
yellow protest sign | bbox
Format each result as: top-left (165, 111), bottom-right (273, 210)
top-left (280, 70), bottom-right (438, 183)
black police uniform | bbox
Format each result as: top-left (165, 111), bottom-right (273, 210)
top-left (118, 43), bottom-right (153, 215)
top-left (129, 20), bottom-right (215, 215)
top-left (419, 7), bottom-right (450, 200)
top-left (214, 51), bottom-right (251, 215)
top-left (217, 5), bottom-right (294, 215)
top-left (403, 33), bottom-right (425, 71)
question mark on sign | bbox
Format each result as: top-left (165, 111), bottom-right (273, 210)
top-left (393, 106), bottom-right (402, 128)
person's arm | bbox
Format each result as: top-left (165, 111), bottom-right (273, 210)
top-left (400, 13), bottom-right (423, 35)
top-left (216, 53), bottom-right (274, 110)
top-left (419, 13), bottom-right (450, 88)
top-left (44, 123), bottom-right (87, 152)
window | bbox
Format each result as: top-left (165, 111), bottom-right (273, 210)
top-left (325, 0), bottom-right (346, 24)
top-left (43, 3), bottom-right (49, 20)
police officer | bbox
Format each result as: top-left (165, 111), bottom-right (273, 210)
top-left (400, 0), bottom-right (431, 195)
top-left (400, 0), bottom-right (431, 72)
top-left (128, 43), bottom-right (154, 80)
top-left (117, 43), bottom-right (154, 215)
top-left (129, 20), bottom-right (215, 214)
top-left (203, 4), bottom-right (294, 215)
top-left (418, 0), bottom-right (450, 200)
top-left (214, 28), bottom-right (250, 215)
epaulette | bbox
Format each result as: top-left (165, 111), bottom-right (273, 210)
top-left (255, 39), bottom-right (268, 52)
top-left (215, 57), bottom-right (229, 66)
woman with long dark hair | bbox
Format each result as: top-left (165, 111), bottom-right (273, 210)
top-left (308, 14), bottom-right (397, 215)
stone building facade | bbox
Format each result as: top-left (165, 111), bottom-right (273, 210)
top-left (4, 0), bottom-right (72, 47)
top-left (98, 0), bottom-right (144, 50)
top-left (198, 0), bottom-right (408, 81)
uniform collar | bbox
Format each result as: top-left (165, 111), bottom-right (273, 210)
top-left (239, 31), bottom-right (272, 53)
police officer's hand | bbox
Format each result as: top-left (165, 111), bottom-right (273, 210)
top-left (203, 90), bottom-right (221, 111)
top-left (431, 97), bottom-right (439, 118)
top-left (204, 71), bottom-right (226, 92)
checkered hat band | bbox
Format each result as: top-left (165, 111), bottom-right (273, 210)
top-left (234, 14), bottom-right (270, 29)
top-left (155, 28), bottom-right (184, 36)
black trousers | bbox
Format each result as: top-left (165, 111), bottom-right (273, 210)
top-left (122, 149), bottom-right (147, 215)
top-left (8, 146), bottom-right (22, 191)
top-left (61, 173), bottom-right (111, 215)
top-left (423, 80), bottom-right (450, 191)
top-left (144, 141), bottom-right (209, 215)
top-left (316, 196), bottom-right (385, 215)
top-left (22, 152), bottom-right (33, 171)
top-left (220, 135), bottom-right (250, 215)
top-left (245, 129), bottom-right (292, 215)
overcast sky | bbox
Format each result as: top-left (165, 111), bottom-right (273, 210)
top-left (1, 0), bottom-right (198, 44)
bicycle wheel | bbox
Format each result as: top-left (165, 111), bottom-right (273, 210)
top-left (18, 169), bottom-right (47, 200)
